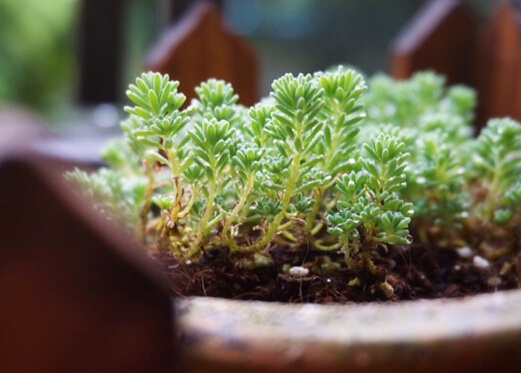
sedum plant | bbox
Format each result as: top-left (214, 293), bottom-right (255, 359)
top-left (470, 118), bottom-right (521, 254)
top-left (66, 68), bottom-right (521, 299)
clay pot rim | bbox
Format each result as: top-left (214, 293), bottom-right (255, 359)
top-left (176, 289), bottom-right (521, 372)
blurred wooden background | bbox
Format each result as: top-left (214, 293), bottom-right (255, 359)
top-left (78, 0), bottom-right (521, 128)
top-left (390, 0), bottom-right (521, 128)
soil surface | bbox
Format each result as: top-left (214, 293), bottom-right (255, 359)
top-left (154, 244), bottom-right (521, 303)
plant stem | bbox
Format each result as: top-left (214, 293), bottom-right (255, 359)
top-left (207, 212), bottom-right (224, 230)
top-left (342, 234), bottom-right (351, 267)
top-left (359, 228), bottom-right (381, 276)
top-left (485, 157), bottom-right (501, 223)
top-left (281, 230), bottom-right (298, 242)
top-left (310, 222), bottom-right (324, 236)
top-left (162, 146), bottom-right (185, 224)
top-left (323, 103), bottom-right (341, 168)
top-left (362, 250), bottom-right (378, 275)
top-left (188, 178), bottom-right (216, 257)
top-left (304, 103), bottom-right (340, 232)
top-left (139, 161), bottom-right (154, 244)
top-left (278, 220), bottom-right (295, 231)
top-left (178, 185), bottom-right (198, 218)
top-left (222, 175), bottom-right (255, 252)
top-left (305, 187), bottom-right (322, 232)
top-left (314, 239), bottom-right (342, 251)
top-left (248, 153), bottom-right (302, 251)
top-left (170, 176), bottom-right (183, 223)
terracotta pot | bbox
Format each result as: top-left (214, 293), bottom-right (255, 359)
top-left (176, 289), bottom-right (521, 373)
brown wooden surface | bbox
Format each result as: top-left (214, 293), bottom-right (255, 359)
top-left (0, 153), bottom-right (177, 373)
top-left (391, 0), bottom-right (480, 88)
top-left (146, 1), bottom-right (258, 106)
top-left (480, 0), bottom-right (521, 123)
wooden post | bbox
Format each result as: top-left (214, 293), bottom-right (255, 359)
top-left (146, 1), bottom-right (258, 106)
top-left (0, 153), bottom-right (177, 373)
top-left (77, 0), bottom-right (124, 104)
top-left (390, 0), bottom-right (480, 88)
top-left (480, 0), bottom-right (521, 123)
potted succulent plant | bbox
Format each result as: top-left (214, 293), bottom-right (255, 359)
top-left (66, 68), bottom-right (521, 372)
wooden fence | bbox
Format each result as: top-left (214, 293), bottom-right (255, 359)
top-left (79, 0), bottom-right (521, 128)
top-left (145, 1), bottom-right (258, 107)
top-left (78, 0), bottom-right (235, 104)
top-left (391, 0), bottom-right (521, 128)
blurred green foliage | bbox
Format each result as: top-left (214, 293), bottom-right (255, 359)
top-left (0, 0), bottom-right (76, 110)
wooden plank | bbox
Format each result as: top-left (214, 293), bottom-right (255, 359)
top-left (0, 154), bottom-right (176, 373)
top-left (480, 0), bottom-right (521, 123)
top-left (146, 1), bottom-right (258, 106)
top-left (390, 0), bottom-right (480, 88)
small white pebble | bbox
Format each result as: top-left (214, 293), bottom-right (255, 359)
top-left (185, 260), bottom-right (192, 266)
top-left (289, 266), bottom-right (309, 277)
top-left (456, 246), bottom-right (473, 258)
top-left (454, 265), bottom-right (461, 271)
top-left (473, 255), bottom-right (490, 268)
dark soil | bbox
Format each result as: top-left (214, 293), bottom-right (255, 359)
top-left (154, 244), bottom-right (521, 303)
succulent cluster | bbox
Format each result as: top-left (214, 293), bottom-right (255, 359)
top-left (362, 72), bottom-right (521, 251)
top-left (66, 69), bottom-right (521, 297)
